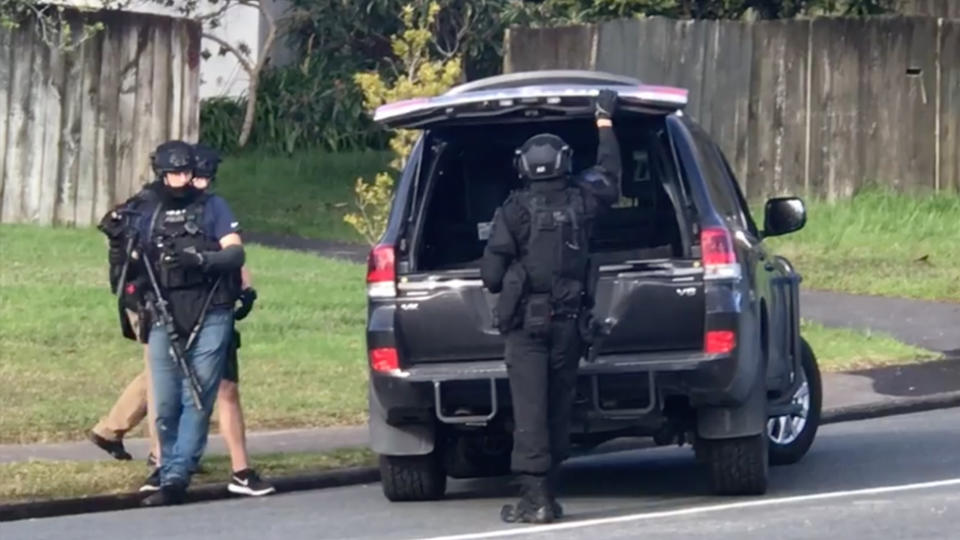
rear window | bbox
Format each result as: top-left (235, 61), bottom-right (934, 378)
top-left (411, 117), bottom-right (689, 271)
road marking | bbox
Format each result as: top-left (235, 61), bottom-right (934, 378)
top-left (417, 477), bottom-right (960, 540)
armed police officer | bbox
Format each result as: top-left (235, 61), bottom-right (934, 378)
top-left (481, 89), bottom-right (621, 524)
top-left (109, 140), bottom-right (244, 506)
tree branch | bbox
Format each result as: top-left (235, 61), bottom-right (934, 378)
top-left (252, 0), bottom-right (276, 72)
top-left (201, 31), bottom-right (255, 73)
top-left (430, 4), bottom-right (473, 60)
top-left (197, 1), bottom-right (232, 23)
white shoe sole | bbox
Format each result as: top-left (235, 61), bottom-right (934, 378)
top-left (139, 485), bottom-right (161, 493)
top-left (228, 483), bottom-right (276, 497)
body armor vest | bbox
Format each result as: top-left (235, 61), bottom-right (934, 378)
top-left (149, 195), bottom-right (240, 308)
top-left (516, 186), bottom-right (591, 316)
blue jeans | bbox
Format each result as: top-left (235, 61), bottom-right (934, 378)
top-left (149, 309), bottom-right (232, 487)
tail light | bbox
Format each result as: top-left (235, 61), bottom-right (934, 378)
top-left (700, 227), bottom-right (741, 280)
top-left (705, 330), bottom-right (736, 354)
top-left (370, 347), bottom-right (399, 372)
top-left (367, 244), bottom-right (396, 298)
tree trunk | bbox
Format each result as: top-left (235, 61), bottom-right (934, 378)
top-left (238, 75), bottom-right (258, 148)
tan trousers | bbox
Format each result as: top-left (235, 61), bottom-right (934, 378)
top-left (91, 310), bottom-right (158, 452)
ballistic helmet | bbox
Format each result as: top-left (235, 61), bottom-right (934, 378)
top-left (192, 144), bottom-right (222, 181)
top-left (150, 140), bottom-right (194, 176)
top-left (514, 133), bottom-right (572, 181)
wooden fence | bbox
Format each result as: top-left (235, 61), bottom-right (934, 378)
top-left (505, 16), bottom-right (960, 200)
top-left (903, 0), bottom-right (960, 18)
top-left (0, 10), bottom-right (201, 226)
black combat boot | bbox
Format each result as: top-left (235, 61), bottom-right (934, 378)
top-left (500, 474), bottom-right (555, 524)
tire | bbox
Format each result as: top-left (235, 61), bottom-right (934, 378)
top-left (704, 434), bottom-right (769, 495)
top-left (379, 453), bottom-right (447, 502)
top-left (768, 337), bottom-right (822, 466)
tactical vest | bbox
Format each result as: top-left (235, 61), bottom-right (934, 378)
top-left (516, 186), bottom-right (591, 317)
top-left (149, 195), bottom-right (240, 307)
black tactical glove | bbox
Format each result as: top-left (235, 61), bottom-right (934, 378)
top-left (235, 287), bottom-right (257, 321)
top-left (161, 246), bottom-right (204, 269)
top-left (98, 209), bottom-right (128, 239)
top-left (594, 89), bottom-right (618, 120)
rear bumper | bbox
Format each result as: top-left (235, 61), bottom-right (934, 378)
top-left (369, 349), bottom-right (743, 421)
top-left (367, 348), bottom-right (763, 455)
top-left (393, 350), bottom-right (725, 382)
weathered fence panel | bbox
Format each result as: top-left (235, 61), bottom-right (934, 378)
top-left (904, 0), bottom-right (960, 18)
top-left (0, 10), bottom-right (200, 226)
top-left (505, 15), bottom-right (960, 199)
top-left (940, 19), bottom-right (960, 192)
top-left (746, 20), bottom-right (809, 199)
top-left (808, 18), bottom-right (866, 200)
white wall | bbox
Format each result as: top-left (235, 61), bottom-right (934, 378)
top-left (61, 0), bottom-right (261, 98)
top-left (197, 2), bottom-right (261, 99)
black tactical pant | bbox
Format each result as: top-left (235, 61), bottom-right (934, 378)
top-left (505, 318), bottom-right (582, 475)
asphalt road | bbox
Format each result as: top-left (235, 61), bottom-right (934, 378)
top-left (5, 408), bottom-right (959, 540)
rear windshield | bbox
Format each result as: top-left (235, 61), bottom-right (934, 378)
top-left (410, 117), bottom-right (689, 271)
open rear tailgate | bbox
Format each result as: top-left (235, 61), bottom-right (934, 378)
top-left (374, 84), bottom-right (689, 129)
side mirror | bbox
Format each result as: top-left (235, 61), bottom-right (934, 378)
top-left (763, 197), bottom-right (806, 237)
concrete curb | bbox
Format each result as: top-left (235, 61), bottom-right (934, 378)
top-left (0, 466), bottom-right (380, 523)
top-left (3, 391), bottom-right (960, 523)
top-left (821, 390), bottom-right (960, 425)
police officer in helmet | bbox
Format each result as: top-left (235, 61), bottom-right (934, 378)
top-left (126, 140), bottom-right (245, 506)
top-left (482, 89), bottom-right (621, 524)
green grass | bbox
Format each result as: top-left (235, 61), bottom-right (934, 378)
top-left (218, 150), bottom-right (958, 302)
top-left (0, 448), bottom-right (375, 503)
top-left (0, 224), bottom-right (938, 446)
top-left (214, 150), bottom-right (391, 243)
top-left (0, 224), bottom-right (368, 444)
top-left (766, 188), bottom-right (960, 302)
top-left (801, 320), bottom-right (934, 372)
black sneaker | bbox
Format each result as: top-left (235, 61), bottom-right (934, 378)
top-left (141, 484), bottom-right (186, 507)
top-left (139, 469), bottom-right (161, 493)
top-left (228, 469), bottom-right (276, 497)
top-left (88, 431), bottom-right (132, 461)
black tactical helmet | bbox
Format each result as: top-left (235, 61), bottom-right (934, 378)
top-left (514, 133), bottom-right (572, 181)
top-left (193, 143), bottom-right (222, 180)
top-left (151, 140), bottom-right (194, 176)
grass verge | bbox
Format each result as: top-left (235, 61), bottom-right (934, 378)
top-left (221, 151), bottom-right (958, 303)
top-left (215, 150), bottom-right (391, 243)
top-left (801, 320), bottom-right (935, 372)
top-left (0, 225), bottom-right (367, 444)
top-left (0, 448), bottom-right (375, 503)
top-left (766, 188), bottom-right (960, 302)
top-left (0, 224), bottom-right (937, 445)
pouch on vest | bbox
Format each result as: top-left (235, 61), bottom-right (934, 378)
top-left (117, 300), bottom-right (136, 341)
top-left (495, 263), bottom-right (527, 334)
top-left (522, 294), bottom-right (551, 338)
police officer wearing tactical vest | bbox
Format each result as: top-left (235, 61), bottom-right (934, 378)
top-left (115, 140), bottom-right (244, 506)
top-left (482, 89), bottom-right (621, 524)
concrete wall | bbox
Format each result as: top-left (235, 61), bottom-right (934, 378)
top-left (114, 0), bottom-right (261, 99)
top-left (505, 15), bottom-right (960, 199)
top-left (0, 10), bottom-right (201, 226)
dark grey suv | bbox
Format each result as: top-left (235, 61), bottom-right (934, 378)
top-left (364, 70), bottom-right (821, 502)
